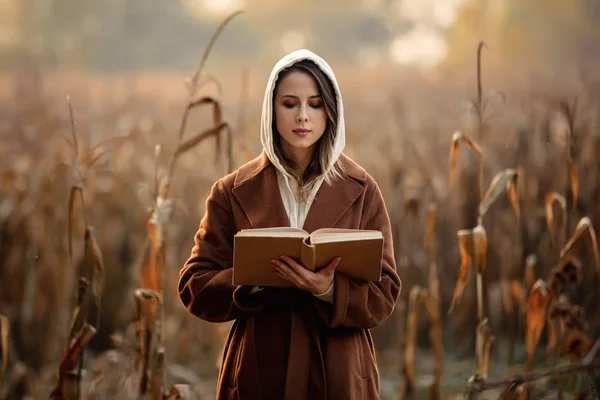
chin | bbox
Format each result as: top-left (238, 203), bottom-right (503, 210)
top-left (282, 134), bottom-right (318, 149)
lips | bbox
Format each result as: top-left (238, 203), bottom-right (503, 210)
top-left (292, 128), bottom-right (311, 137)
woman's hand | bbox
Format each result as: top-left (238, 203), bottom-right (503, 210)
top-left (271, 256), bottom-right (341, 295)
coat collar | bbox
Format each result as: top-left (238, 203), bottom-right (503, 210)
top-left (231, 152), bottom-right (366, 232)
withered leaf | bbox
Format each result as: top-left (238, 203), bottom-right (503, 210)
top-left (479, 168), bottom-right (518, 218)
top-left (425, 204), bottom-right (437, 257)
top-left (544, 192), bottom-right (566, 241)
top-left (448, 229), bottom-right (474, 314)
top-left (85, 227), bottom-right (104, 307)
top-left (511, 280), bottom-right (527, 313)
top-left (560, 217), bottom-right (600, 274)
top-left (448, 131), bottom-right (482, 186)
top-left (175, 123), bottom-right (227, 157)
top-left (568, 158), bottom-right (579, 211)
top-left (526, 280), bottom-right (549, 372)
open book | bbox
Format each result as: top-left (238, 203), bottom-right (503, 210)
top-left (232, 227), bottom-right (384, 287)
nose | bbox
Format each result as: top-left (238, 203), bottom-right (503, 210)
top-left (296, 105), bottom-right (308, 122)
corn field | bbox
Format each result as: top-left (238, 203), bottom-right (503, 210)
top-left (1, 12), bottom-right (600, 400)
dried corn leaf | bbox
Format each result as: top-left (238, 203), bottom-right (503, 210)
top-left (61, 323), bottom-right (96, 373)
top-left (449, 133), bottom-right (460, 186)
top-left (568, 159), bottom-right (579, 211)
top-left (526, 280), bottom-right (549, 372)
top-left (425, 204), bottom-right (437, 257)
top-left (175, 123), bottom-right (227, 157)
top-left (68, 186), bottom-right (83, 259)
top-left (140, 240), bottom-right (160, 292)
top-left (143, 198), bottom-right (171, 292)
top-left (473, 225), bottom-right (488, 274)
top-left (511, 280), bottom-right (527, 313)
top-left (0, 314), bottom-right (8, 395)
top-left (479, 169), bottom-right (518, 218)
top-left (85, 227), bottom-right (104, 307)
top-left (51, 323), bottom-right (96, 398)
top-left (544, 192), bottom-right (566, 240)
top-left (506, 178), bottom-right (520, 220)
top-left (68, 278), bottom-right (89, 342)
top-left (560, 217), bottom-right (600, 274)
top-left (448, 131), bottom-right (482, 186)
top-left (448, 229), bottom-right (474, 314)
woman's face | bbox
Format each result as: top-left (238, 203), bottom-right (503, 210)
top-left (274, 70), bottom-right (327, 157)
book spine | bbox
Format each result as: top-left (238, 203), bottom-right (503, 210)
top-left (300, 238), bottom-right (316, 271)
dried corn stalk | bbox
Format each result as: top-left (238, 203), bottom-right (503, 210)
top-left (472, 225), bottom-right (488, 321)
top-left (476, 318), bottom-right (494, 378)
top-left (402, 286), bottom-right (424, 397)
top-left (85, 227), bottom-right (104, 308)
top-left (134, 289), bottom-right (163, 398)
top-left (0, 314), bottom-right (8, 396)
top-left (424, 205), bottom-right (443, 399)
top-left (50, 323), bottom-right (96, 399)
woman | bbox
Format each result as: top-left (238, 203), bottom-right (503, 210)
top-left (178, 49), bottom-right (401, 400)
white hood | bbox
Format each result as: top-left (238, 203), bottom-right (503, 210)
top-left (260, 49), bottom-right (346, 181)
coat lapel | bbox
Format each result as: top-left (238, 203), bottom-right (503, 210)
top-left (232, 153), bottom-right (291, 229)
top-left (231, 152), bottom-right (367, 232)
top-left (301, 173), bottom-right (364, 233)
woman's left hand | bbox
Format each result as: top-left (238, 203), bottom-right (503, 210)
top-left (271, 255), bottom-right (340, 295)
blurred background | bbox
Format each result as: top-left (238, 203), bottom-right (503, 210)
top-left (1, 0), bottom-right (600, 399)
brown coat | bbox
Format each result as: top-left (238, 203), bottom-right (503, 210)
top-left (178, 153), bottom-right (401, 400)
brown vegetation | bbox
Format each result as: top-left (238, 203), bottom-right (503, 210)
top-left (1, 13), bottom-right (600, 400)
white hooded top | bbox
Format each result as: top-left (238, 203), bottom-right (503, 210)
top-left (256, 49), bottom-right (345, 301)
top-left (260, 49), bottom-right (346, 230)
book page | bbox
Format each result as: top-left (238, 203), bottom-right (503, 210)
top-left (310, 229), bottom-right (382, 244)
top-left (236, 227), bottom-right (308, 238)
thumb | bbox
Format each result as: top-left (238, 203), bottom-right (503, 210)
top-left (326, 256), bottom-right (341, 272)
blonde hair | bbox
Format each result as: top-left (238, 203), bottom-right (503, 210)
top-left (272, 59), bottom-right (344, 202)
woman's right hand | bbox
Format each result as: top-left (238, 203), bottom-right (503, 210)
top-left (271, 256), bottom-right (341, 295)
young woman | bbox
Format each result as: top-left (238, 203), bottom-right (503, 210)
top-left (178, 49), bottom-right (401, 400)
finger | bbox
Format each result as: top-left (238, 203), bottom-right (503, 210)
top-left (279, 256), bottom-right (307, 275)
top-left (278, 256), bottom-right (314, 282)
top-left (272, 260), bottom-right (306, 289)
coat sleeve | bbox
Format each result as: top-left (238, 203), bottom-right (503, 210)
top-left (178, 179), bottom-right (271, 323)
top-left (313, 180), bottom-right (401, 329)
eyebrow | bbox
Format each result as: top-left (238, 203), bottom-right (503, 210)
top-left (281, 95), bottom-right (321, 99)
